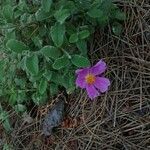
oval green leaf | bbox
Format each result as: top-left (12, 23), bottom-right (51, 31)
top-left (35, 8), bottom-right (52, 21)
top-left (50, 23), bottom-right (65, 47)
top-left (76, 40), bottom-right (87, 55)
top-left (25, 55), bottom-right (39, 75)
top-left (3, 4), bottom-right (13, 22)
top-left (78, 30), bottom-right (90, 39)
top-left (6, 39), bottom-right (29, 53)
top-left (40, 46), bottom-right (62, 59)
top-left (52, 55), bottom-right (70, 70)
top-left (54, 8), bottom-right (70, 24)
top-left (69, 33), bottom-right (78, 43)
top-left (39, 78), bottom-right (47, 95)
top-left (87, 8), bottom-right (103, 18)
top-left (41, 0), bottom-right (52, 12)
top-left (50, 83), bottom-right (58, 96)
top-left (71, 55), bottom-right (90, 67)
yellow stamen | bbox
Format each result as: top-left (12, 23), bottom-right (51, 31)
top-left (85, 74), bottom-right (96, 84)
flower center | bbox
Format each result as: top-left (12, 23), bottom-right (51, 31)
top-left (85, 74), bottom-right (96, 84)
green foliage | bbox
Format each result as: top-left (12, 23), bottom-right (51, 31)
top-left (6, 39), bottom-right (29, 53)
top-left (78, 30), bottom-right (90, 39)
top-left (52, 55), bottom-right (70, 70)
top-left (76, 40), bottom-right (87, 55)
top-left (71, 55), bottom-right (90, 67)
top-left (0, 105), bottom-right (12, 133)
top-left (54, 8), bottom-right (70, 24)
top-left (0, 0), bottom-right (125, 130)
top-left (69, 33), bottom-right (78, 43)
top-left (2, 4), bottom-right (13, 22)
top-left (87, 7), bottom-right (104, 18)
top-left (40, 46), bottom-right (62, 59)
top-left (50, 23), bottom-right (65, 47)
top-left (3, 143), bottom-right (14, 150)
top-left (38, 78), bottom-right (48, 95)
top-left (25, 54), bottom-right (39, 75)
top-left (41, 0), bottom-right (52, 12)
top-left (112, 22), bottom-right (123, 35)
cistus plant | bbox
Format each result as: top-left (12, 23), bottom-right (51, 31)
top-left (0, 0), bottom-right (125, 112)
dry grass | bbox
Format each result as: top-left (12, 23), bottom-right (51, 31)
top-left (1, 0), bottom-right (150, 149)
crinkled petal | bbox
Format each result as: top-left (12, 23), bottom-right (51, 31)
top-left (94, 77), bottom-right (110, 93)
top-left (91, 59), bottom-right (107, 75)
top-left (76, 76), bottom-right (86, 88)
top-left (86, 85), bottom-right (99, 99)
top-left (76, 68), bottom-right (89, 76)
top-left (75, 69), bottom-right (84, 74)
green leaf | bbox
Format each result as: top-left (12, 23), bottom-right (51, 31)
top-left (25, 55), bottom-right (39, 75)
top-left (14, 104), bottom-right (26, 113)
top-left (51, 72), bottom-right (62, 84)
top-left (2, 0), bottom-right (13, 5)
top-left (35, 8), bottom-right (52, 21)
top-left (0, 111), bottom-right (12, 132)
top-left (40, 46), bottom-right (62, 59)
top-left (39, 25), bottom-right (47, 37)
top-left (14, 78), bottom-right (26, 89)
top-left (69, 33), bottom-right (78, 43)
top-left (50, 83), bottom-right (58, 96)
top-left (100, 0), bottom-right (113, 14)
top-left (112, 22), bottom-right (123, 36)
top-left (29, 71), bottom-right (43, 83)
top-left (76, 40), bottom-right (87, 55)
top-left (71, 55), bottom-right (90, 67)
top-left (6, 39), bottom-right (29, 53)
top-left (78, 30), bottom-right (90, 39)
top-left (32, 36), bottom-right (43, 48)
top-left (32, 92), bottom-right (47, 105)
top-left (0, 60), bottom-right (5, 82)
top-left (17, 0), bottom-right (28, 12)
top-left (53, 55), bottom-right (70, 70)
top-left (113, 10), bottom-right (126, 21)
top-left (17, 90), bottom-right (28, 103)
top-left (3, 4), bottom-right (13, 22)
top-left (50, 23), bottom-right (65, 47)
top-left (43, 70), bottom-right (52, 81)
top-left (87, 8), bottom-right (103, 18)
top-left (38, 78), bottom-right (47, 95)
top-left (97, 15), bottom-right (108, 26)
top-left (17, 90), bottom-right (27, 103)
top-left (3, 119), bottom-right (12, 133)
top-left (63, 1), bottom-right (76, 11)
top-left (5, 29), bottom-right (16, 40)
top-left (54, 8), bottom-right (70, 24)
top-left (61, 74), bottom-right (75, 94)
top-left (20, 13), bottom-right (35, 25)
top-left (3, 143), bottom-right (13, 150)
top-left (66, 23), bottom-right (76, 35)
top-left (41, 0), bottom-right (52, 12)
top-left (19, 56), bottom-right (26, 71)
top-left (9, 93), bottom-right (17, 105)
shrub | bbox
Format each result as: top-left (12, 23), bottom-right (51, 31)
top-left (0, 0), bottom-right (125, 112)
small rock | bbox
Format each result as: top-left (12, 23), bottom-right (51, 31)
top-left (42, 99), bottom-right (65, 136)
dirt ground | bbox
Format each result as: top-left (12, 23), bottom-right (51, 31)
top-left (1, 0), bottom-right (150, 150)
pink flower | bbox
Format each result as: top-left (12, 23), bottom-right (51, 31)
top-left (75, 60), bottom-right (110, 99)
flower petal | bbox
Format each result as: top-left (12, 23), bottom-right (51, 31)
top-left (86, 85), bottom-right (99, 99)
top-left (94, 77), bottom-right (110, 93)
top-left (91, 60), bottom-right (107, 75)
top-left (75, 69), bottom-right (84, 74)
top-left (76, 76), bottom-right (86, 88)
top-left (76, 68), bottom-right (89, 76)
